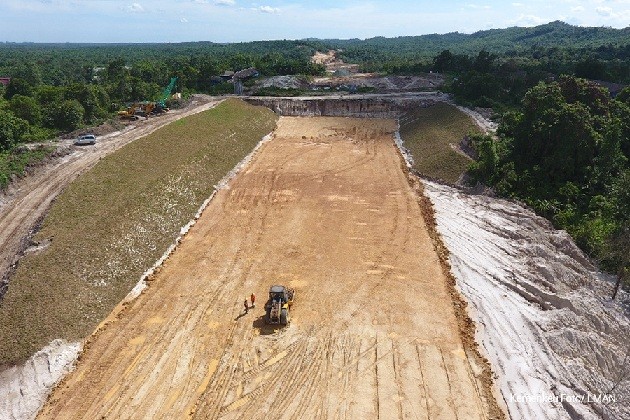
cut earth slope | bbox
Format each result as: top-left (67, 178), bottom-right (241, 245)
top-left (39, 117), bottom-right (501, 419)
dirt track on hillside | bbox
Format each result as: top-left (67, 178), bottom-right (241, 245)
top-left (39, 117), bottom-right (495, 419)
top-left (0, 96), bottom-right (220, 297)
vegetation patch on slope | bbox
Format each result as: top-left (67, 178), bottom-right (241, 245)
top-left (470, 77), bottom-right (629, 293)
top-left (399, 102), bottom-right (481, 184)
top-left (0, 99), bottom-right (277, 366)
top-left (0, 145), bottom-right (55, 189)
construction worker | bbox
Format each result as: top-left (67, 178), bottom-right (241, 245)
top-left (250, 293), bottom-right (256, 308)
top-left (244, 298), bottom-right (249, 314)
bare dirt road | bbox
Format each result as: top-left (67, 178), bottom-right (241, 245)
top-left (0, 96), bottom-right (220, 297)
top-left (39, 117), bottom-right (497, 419)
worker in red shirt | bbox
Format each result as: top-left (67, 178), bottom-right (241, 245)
top-left (250, 293), bottom-right (256, 308)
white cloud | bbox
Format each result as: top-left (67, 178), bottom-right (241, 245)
top-left (5, 0), bottom-right (75, 13)
top-left (258, 5), bottom-right (279, 14)
top-left (3, 0), bottom-right (630, 43)
top-left (510, 14), bottom-right (547, 26)
top-left (593, 4), bottom-right (630, 20)
top-left (466, 4), bottom-right (492, 9)
top-left (180, 17), bottom-right (188, 22)
top-left (596, 6), bottom-right (613, 16)
top-left (126, 3), bottom-right (144, 13)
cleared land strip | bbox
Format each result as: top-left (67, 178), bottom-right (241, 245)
top-left (0, 95), bottom-right (220, 296)
top-left (0, 99), bottom-right (277, 367)
top-left (40, 117), bottom-right (495, 419)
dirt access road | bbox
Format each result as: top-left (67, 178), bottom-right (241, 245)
top-left (0, 96), bottom-right (220, 296)
top-left (40, 117), bottom-right (496, 419)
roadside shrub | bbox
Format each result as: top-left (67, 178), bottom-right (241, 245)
top-left (43, 99), bottom-right (85, 131)
top-left (0, 110), bottom-right (29, 150)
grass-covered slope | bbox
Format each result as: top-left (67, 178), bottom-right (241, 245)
top-left (0, 99), bottom-right (277, 366)
top-left (399, 103), bottom-right (481, 184)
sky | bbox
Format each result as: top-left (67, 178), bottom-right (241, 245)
top-left (0, 0), bottom-right (629, 43)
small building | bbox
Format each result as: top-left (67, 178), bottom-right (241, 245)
top-left (593, 80), bottom-right (626, 97)
top-left (0, 77), bottom-right (11, 87)
top-left (233, 67), bottom-right (259, 80)
top-left (210, 76), bottom-right (224, 85)
top-left (220, 71), bottom-right (235, 81)
top-left (232, 68), bottom-right (259, 96)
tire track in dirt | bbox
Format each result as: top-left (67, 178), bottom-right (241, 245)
top-left (38, 116), bottom-right (499, 419)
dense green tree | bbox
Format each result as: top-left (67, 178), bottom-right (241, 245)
top-left (4, 78), bottom-right (34, 99)
top-left (129, 78), bottom-right (160, 103)
top-left (0, 110), bottom-right (29, 150)
top-left (35, 85), bottom-right (65, 105)
top-left (617, 86), bottom-right (630, 105)
top-left (228, 54), bottom-right (253, 72)
top-left (607, 170), bottom-right (630, 298)
top-left (130, 60), bottom-right (169, 86)
top-left (81, 65), bottom-right (96, 84)
top-left (11, 61), bottom-right (43, 86)
top-left (191, 57), bottom-right (221, 91)
top-left (575, 57), bottom-right (606, 80)
top-left (432, 50), bottom-right (454, 72)
top-left (471, 76), bottom-right (629, 274)
top-left (451, 71), bottom-right (501, 106)
top-left (9, 94), bottom-right (41, 125)
top-left (43, 99), bottom-right (85, 131)
top-left (64, 83), bottom-right (109, 123)
top-left (105, 58), bottom-right (128, 83)
top-left (473, 50), bottom-right (497, 73)
top-left (512, 82), bottom-right (599, 186)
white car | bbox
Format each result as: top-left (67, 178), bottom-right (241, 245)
top-left (74, 134), bottom-right (96, 145)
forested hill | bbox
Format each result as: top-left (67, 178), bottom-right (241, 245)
top-left (2, 21), bottom-right (627, 85)
top-left (2, 21), bottom-right (627, 63)
top-left (325, 21), bottom-right (630, 56)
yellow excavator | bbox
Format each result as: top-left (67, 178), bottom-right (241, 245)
top-left (117, 103), bottom-right (140, 120)
top-left (117, 77), bottom-right (177, 120)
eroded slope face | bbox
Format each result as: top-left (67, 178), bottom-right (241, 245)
top-left (424, 180), bottom-right (630, 420)
top-left (40, 117), bottom-right (493, 419)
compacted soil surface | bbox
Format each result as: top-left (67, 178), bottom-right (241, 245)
top-left (39, 117), bottom-right (498, 419)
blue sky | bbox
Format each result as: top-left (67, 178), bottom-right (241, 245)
top-left (1, 0), bottom-right (628, 43)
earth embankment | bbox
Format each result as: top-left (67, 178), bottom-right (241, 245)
top-left (244, 92), bottom-right (449, 117)
top-left (0, 99), bottom-right (277, 367)
top-left (0, 96), bottom-right (220, 301)
top-left (424, 180), bottom-right (630, 419)
top-left (39, 116), bottom-right (500, 419)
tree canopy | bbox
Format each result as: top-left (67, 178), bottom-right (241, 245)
top-left (470, 76), bottom-right (629, 281)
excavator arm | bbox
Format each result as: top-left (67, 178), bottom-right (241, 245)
top-left (157, 77), bottom-right (177, 108)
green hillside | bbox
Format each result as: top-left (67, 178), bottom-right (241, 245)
top-left (324, 22), bottom-right (629, 76)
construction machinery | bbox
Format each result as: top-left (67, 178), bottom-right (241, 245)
top-left (156, 77), bottom-right (177, 111)
top-left (117, 103), bottom-right (140, 120)
top-left (264, 285), bottom-right (295, 326)
top-left (133, 102), bottom-right (156, 118)
top-left (117, 77), bottom-right (177, 120)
